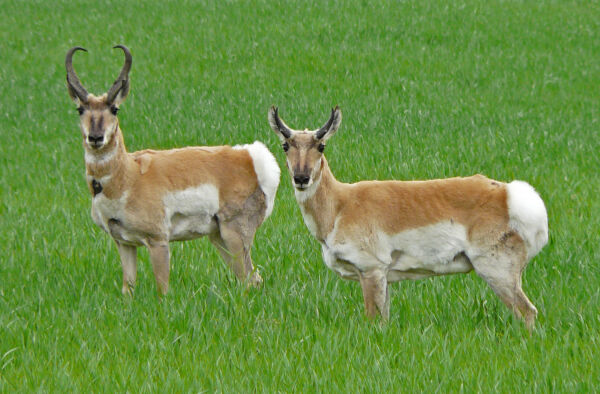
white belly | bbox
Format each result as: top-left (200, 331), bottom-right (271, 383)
top-left (164, 184), bottom-right (220, 241)
top-left (168, 213), bottom-right (218, 240)
top-left (91, 185), bottom-right (221, 244)
top-left (322, 220), bottom-right (474, 282)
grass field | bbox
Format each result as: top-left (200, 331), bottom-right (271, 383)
top-left (1, 0), bottom-right (599, 391)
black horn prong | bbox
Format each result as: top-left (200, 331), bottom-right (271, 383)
top-left (316, 105), bottom-right (340, 140)
top-left (65, 46), bottom-right (89, 102)
top-left (106, 45), bottom-right (132, 104)
top-left (270, 106), bottom-right (292, 139)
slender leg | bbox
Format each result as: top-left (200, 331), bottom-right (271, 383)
top-left (359, 269), bottom-right (389, 321)
top-left (116, 242), bottom-right (137, 296)
top-left (473, 253), bottom-right (538, 331)
top-left (147, 242), bottom-right (170, 296)
top-left (209, 222), bottom-right (262, 287)
top-left (515, 284), bottom-right (538, 331)
top-left (383, 281), bottom-right (391, 320)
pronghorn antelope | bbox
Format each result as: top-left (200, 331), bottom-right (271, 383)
top-left (268, 106), bottom-right (548, 329)
top-left (65, 45), bottom-right (280, 296)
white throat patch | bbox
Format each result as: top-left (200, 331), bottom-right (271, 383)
top-left (85, 137), bottom-right (119, 165)
top-left (294, 174), bottom-right (321, 204)
top-left (293, 157), bottom-right (322, 203)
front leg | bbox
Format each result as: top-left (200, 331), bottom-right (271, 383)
top-left (147, 242), bottom-right (170, 296)
top-left (116, 242), bottom-right (137, 296)
top-left (358, 269), bottom-right (390, 321)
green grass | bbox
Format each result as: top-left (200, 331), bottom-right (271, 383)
top-left (1, 0), bottom-right (599, 391)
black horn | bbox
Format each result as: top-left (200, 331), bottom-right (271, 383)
top-left (316, 106), bottom-right (340, 140)
top-left (106, 45), bottom-right (132, 104)
top-left (270, 106), bottom-right (293, 139)
top-left (65, 46), bottom-right (89, 102)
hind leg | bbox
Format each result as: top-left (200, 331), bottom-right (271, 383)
top-left (147, 242), bottom-right (170, 296)
top-left (513, 279), bottom-right (538, 330)
top-left (209, 220), bottom-right (262, 287)
top-left (472, 250), bottom-right (538, 331)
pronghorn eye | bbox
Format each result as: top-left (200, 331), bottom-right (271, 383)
top-left (110, 105), bottom-right (119, 115)
top-left (77, 107), bottom-right (84, 115)
top-left (282, 142), bottom-right (289, 152)
top-left (318, 143), bottom-right (325, 153)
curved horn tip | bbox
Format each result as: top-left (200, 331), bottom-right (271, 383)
top-left (69, 46), bottom-right (87, 53)
top-left (269, 106), bottom-right (281, 119)
top-left (112, 45), bottom-right (132, 61)
top-left (112, 45), bottom-right (132, 62)
top-left (65, 46), bottom-right (88, 63)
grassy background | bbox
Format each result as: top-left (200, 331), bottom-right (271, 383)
top-left (1, 0), bottom-right (599, 391)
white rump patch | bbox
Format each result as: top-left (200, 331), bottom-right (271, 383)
top-left (163, 184), bottom-right (220, 240)
top-left (233, 141), bottom-right (280, 219)
top-left (506, 180), bottom-right (548, 259)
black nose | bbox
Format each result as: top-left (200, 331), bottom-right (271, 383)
top-left (88, 135), bottom-right (103, 145)
top-left (294, 175), bottom-right (310, 186)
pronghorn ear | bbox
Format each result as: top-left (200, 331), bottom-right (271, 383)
top-left (67, 84), bottom-right (83, 106)
top-left (109, 79), bottom-right (130, 106)
top-left (268, 106), bottom-right (293, 142)
top-left (315, 106), bottom-right (342, 141)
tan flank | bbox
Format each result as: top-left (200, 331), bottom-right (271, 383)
top-left (269, 106), bottom-right (548, 330)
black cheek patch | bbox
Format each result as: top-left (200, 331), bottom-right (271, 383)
top-left (91, 179), bottom-right (103, 196)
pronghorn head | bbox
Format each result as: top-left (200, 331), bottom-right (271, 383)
top-left (66, 45), bottom-right (131, 151)
top-left (268, 106), bottom-right (341, 190)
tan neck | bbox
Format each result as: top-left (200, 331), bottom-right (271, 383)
top-left (295, 157), bottom-right (343, 242)
top-left (84, 127), bottom-right (133, 198)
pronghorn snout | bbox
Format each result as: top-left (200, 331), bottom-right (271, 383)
top-left (293, 174), bottom-right (310, 188)
top-left (88, 134), bottom-right (104, 148)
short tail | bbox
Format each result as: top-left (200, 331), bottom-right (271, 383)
top-left (506, 180), bottom-right (549, 260)
top-left (234, 141), bottom-right (280, 219)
